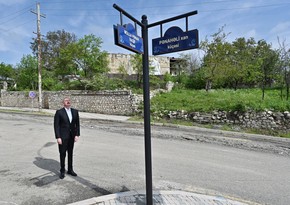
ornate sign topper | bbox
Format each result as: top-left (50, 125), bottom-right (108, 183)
top-left (152, 26), bottom-right (199, 55)
top-left (114, 23), bottom-right (144, 54)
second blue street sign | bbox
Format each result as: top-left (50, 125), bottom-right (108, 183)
top-left (152, 26), bottom-right (198, 55)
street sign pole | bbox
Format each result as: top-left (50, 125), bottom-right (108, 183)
top-left (113, 4), bottom-right (198, 205)
top-left (113, 5), bottom-right (153, 204)
top-left (141, 15), bottom-right (153, 205)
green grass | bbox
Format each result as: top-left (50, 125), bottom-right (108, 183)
top-left (150, 88), bottom-right (290, 137)
top-left (151, 88), bottom-right (290, 112)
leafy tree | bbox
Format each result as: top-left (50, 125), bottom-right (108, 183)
top-left (200, 26), bottom-right (231, 90)
top-left (276, 38), bottom-right (290, 100)
top-left (130, 54), bottom-right (143, 88)
top-left (0, 62), bottom-right (14, 79)
top-left (118, 63), bottom-right (128, 80)
top-left (30, 30), bottom-right (77, 71)
top-left (60, 34), bottom-right (109, 80)
top-left (226, 38), bottom-right (252, 89)
top-left (185, 68), bottom-right (206, 89)
top-left (200, 26), bottom-right (280, 97)
top-left (255, 40), bottom-right (279, 99)
top-left (14, 55), bottom-right (38, 90)
top-left (0, 62), bottom-right (15, 90)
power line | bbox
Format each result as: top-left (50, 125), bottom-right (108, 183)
top-left (40, 2), bottom-right (290, 17)
top-left (200, 2), bottom-right (290, 13)
top-left (0, 4), bottom-right (35, 28)
top-left (40, 0), bottom-right (109, 4)
top-left (1, 19), bottom-right (34, 32)
top-left (41, 1), bottom-right (290, 10)
top-left (0, 5), bottom-right (33, 20)
top-left (0, 10), bottom-right (31, 26)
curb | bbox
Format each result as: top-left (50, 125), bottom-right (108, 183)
top-left (67, 190), bottom-right (251, 205)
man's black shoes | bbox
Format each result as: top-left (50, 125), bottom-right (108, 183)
top-left (67, 170), bottom-right (77, 177)
top-left (59, 170), bottom-right (77, 179)
top-left (59, 172), bottom-right (65, 179)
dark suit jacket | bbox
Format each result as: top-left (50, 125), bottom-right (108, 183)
top-left (54, 107), bottom-right (80, 139)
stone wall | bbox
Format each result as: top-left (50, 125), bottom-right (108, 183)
top-left (0, 90), bottom-right (142, 116)
top-left (2, 89), bottom-right (290, 132)
top-left (163, 110), bottom-right (290, 132)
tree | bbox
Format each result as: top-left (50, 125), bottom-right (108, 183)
top-left (130, 54), bottom-right (143, 88)
top-left (255, 40), bottom-right (279, 100)
top-left (200, 26), bottom-right (231, 90)
top-left (74, 34), bottom-right (109, 79)
top-left (0, 62), bottom-right (14, 80)
top-left (14, 55), bottom-right (38, 90)
top-left (30, 30), bottom-right (77, 71)
top-left (178, 52), bottom-right (201, 75)
top-left (227, 37), bottom-right (257, 89)
top-left (118, 63), bottom-right (128, 80)
top-left (59, 34), bottom-right (109, 79)
top-left (277, 38), bottom-right (290, 100)
top-left (0, 62), bottom-right (15, 90)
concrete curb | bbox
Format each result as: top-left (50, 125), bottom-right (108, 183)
top-left (67, 190), bottom-right (251, 205)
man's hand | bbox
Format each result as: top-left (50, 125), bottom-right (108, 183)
top-left (57, 138), bottom-right (62, 145)
top-left (74, 136), bottom-right (79, 142)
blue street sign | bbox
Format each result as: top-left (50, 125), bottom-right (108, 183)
top-left (152, 26), bottom-right (199, 55)
top-left (114, 23), bottom-right (144, 54)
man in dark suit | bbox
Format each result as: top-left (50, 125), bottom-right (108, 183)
top-left (54, 97), bottom-right (80, 179)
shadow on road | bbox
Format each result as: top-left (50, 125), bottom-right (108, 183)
top-left (32, 142), bottom-right (112, 195)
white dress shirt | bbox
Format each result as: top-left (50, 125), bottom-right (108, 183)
top-left (65, 108), bottom-right (72, 123)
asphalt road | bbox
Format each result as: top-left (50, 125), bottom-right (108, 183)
top-left (0, 112), bottom-right (290, 205)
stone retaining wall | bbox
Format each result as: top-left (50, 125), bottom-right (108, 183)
top-left (2, 89), bottom-right (290, 131)
top-left (0, 90), bottom-right (142, 115)
top-left (163, 110), bottom-right (290, 132)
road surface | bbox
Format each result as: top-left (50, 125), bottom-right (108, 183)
top-left (0, 112), bottom-right (290, 205)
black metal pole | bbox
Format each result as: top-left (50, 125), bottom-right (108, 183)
top-left (141, 15), bottom-right (153, 205)
top-left (113, 5), bottom-right (198, 205)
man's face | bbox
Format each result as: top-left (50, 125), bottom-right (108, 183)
top-left (63, 98), bottom-right (71, 108)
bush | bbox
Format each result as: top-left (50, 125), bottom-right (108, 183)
top-left (185, 70), bottom-right (206, 89)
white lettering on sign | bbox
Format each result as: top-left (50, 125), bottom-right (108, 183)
top-left (168, 43), bottom-right (180, 50)
top-left (124, 30), bottom-right (140, 43)
top-left (159, 35), bottom-right (189, 45)
top-left (181, 36), bottom-right (188, 40)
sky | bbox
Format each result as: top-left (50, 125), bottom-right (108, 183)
top-left (0, 0), bottom-right (290, 66)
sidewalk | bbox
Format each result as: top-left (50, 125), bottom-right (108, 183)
top-left (0, 106), bottom-right (253, 205)
top-left (67, 190), bottom-right (250, 205)
top-left (0, 106), bottom-right (131, 122)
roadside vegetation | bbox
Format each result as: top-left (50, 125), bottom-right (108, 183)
top-left (1, 27), bottom-right (290, 137)
top-left (151, 88), bottom-right (290, 113)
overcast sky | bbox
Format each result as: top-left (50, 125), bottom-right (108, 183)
top-left (0, 0), bottom-right (289, 66)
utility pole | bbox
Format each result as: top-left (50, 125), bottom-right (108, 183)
top-left (31, 2), bottom-right (45, 111)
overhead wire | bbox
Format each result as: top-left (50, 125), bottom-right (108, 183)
top-left (4, 19), bottom-right (35, 32)
top-left (0, 4), bottom-right (34, 32)
top-left (0, 1), bottom-right (289, 33)
top-left (38, 2), bottom-right (290, 17)
top-left (0, 5), bottom-right (32, 20)
top-left (0, 9), bottom-right (31, 26)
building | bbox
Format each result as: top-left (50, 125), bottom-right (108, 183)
top-left (107, 53), bottom-right (171, 75)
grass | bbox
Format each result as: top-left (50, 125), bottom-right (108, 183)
top-left (149, 88), bottom-right (290, 138)
top-left (151, 88), bottom-right (290, 112)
